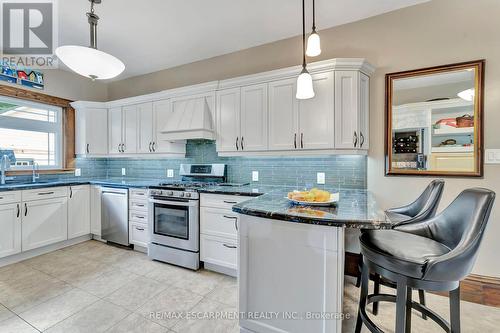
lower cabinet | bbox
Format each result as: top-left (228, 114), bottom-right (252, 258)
top-left (22, 196), bottom-right (68, 252)
top-left (130, 223), bottom-right (149, 248)
top-left (129, 188), bottom-right (149, 248)
top-left (68, 185), bottom-right (91, 239)
top-left (90, 185), bottom-right (102, 236)
top-left (200, 234), bottom-right (238, 271)
top-left (0, 202), bottom-right (22, 258)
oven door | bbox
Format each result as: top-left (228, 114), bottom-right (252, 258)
top-left (149, 198), bottom-right (199, 252)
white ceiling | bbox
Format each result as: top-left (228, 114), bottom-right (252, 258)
top-left (57, 0), bottom-right (429, 80)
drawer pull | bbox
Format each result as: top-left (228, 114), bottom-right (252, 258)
top-left (135, 216), bottom-right (145, 219)
top-left (24, 203), bottom-right (27, 216)
top-left (0, 197), bottom-right (3, 200)
top-left (223, 201), bottom-right (238, 204)
top-left (223, 215), bottom-right (237, 220)
top-left (38, 191), bottom-right (54, 196)
top-left (17, 204), bottom-right (20, 218)
top-left (223, 244), bottom-right (237, 249)
top-left (135, 227), bottom-right (145, 231)
top-left (135, 204), bottom-right (145, 207)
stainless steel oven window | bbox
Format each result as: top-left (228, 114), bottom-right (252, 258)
top-left (153, 202), bottom-right (190, 240)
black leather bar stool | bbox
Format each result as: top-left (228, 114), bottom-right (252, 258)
top-left (355, 188), bottom-right (495, 333)
top-left (356, 180), bottom-right (445, 317)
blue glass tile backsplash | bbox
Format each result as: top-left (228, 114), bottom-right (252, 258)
top-left (73, 140), bottom-right (367, 190)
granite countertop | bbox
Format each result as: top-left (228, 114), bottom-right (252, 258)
top-left (232, 189), bottom-right (392, 229)
top-left (198, 184), bottom-right (293, 197)
top-left (0, 178), bottom-right (161, 192)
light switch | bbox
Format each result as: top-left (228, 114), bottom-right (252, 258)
top-left (485, 149), bottom-right (500, 164)
top-left (167, 169), bottom-right (174, 178)
top-left (121, 168), bottom-right (126, 176)
top-left (252, 171), bottom-right (259, 182)
top-left (74, 168), bottom-right (81, 177)
top-left (317, 172), bottom-right (325, 185)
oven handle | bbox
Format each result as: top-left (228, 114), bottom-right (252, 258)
top-left (149, 198), bottom-right (198, 207)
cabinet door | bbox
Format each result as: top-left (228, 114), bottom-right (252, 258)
top-left (298, 71), bottom-right (335, 150)
top-left (216, 88), bottom-right (241, 152)
top-left (153, 100), bottom-right (186, 154)
top-left (268, 78), bottom-right (299, 151)
top-left (90, 186), bottom-right (102, 236)
top-left (0, 202), bottom-right (22, 258)
top-left (137, 102), bottom-right (154, 154)
top-left (122, 105), bottom-right (138, 153)
top-left (240, 83), bottom-right (268, 151)
top-left (334, 71), bottom-right (360, 149)
top-left (68, 186), bottom-right (90, 239)
top-left (86, 108), bottom-right (108, 155)
top-left (22, 197), bottom-right (68, 251)
top-left (359, 73), bottom-right (370, 149)
top-left (108, 107), bottom-right (123, 154)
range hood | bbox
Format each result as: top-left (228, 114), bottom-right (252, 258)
top-left (160, 95), bottom-right (215, 141)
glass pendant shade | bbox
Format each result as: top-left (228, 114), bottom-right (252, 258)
top-left (296, 69), bottom-right (315, 99)
top-left (457, 88), bottom-right (475, 101)
top-left (56, 45), bottom-right (125, 80)
top-left (306, 31), bottom-right (321, 57)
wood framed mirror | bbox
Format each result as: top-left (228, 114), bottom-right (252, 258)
top-left (385, 60), bottom-right (484, 177)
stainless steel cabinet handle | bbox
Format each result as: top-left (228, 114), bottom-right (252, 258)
top-left (136, 227), bottom-right (145, 231)
top-left (86, 144), bottom-right (90, 154)
top-left (118, 143), bottom-right (122, 153)
top-left (360, 132), bottom-right (365, 148)
top-left (294, 133), bottom-right (297, 149)
top-left (223, 201), bottom-right (238, 204)
top-left (24, 203), bottom-right (27, 216)
top-left (149, 142), bottom-right (152, 152)
top-left (153, 142), bottom-right (156, 152)
top-left (0, 197), bottom-right (3, 200)
top-left (235, 137), bottom-right (239, 151)
top-left (136, 204), bottom-right (145, 207)
top-left (38, 191), bottom-right (54, 195)
top-left (241, 137), bottom-right (244, 150)
top-left (223, 244), bottom-right (237, 249)
top-left (17, 204), bottom-right (20, 218)
top-left (69, 187), bottom-right (72, 198)
top-left (122, 143), bottom-right (126, 152)
top-left (223, 215), bottom-right (237, 219)
top-left (301, 133), bottom-right (304, 149)
top-left (353, 131), bottom-right (358, 147)
top-left (136, 215), bottom-right (145, 219)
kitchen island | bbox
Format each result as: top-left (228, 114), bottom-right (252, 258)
top-left (232, 190), bottom-right (391, 333)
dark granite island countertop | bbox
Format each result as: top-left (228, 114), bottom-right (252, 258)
top-left (232, 189), bottom-right (392, 229)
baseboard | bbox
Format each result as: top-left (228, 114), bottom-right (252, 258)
top-left (344, 251), bottom-right (500, 307)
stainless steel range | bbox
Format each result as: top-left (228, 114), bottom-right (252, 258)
top-left (148, 163), bottom-right (227, 270)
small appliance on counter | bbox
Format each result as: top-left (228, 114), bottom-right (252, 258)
top-left (148, 163), bottom-right (230, 270)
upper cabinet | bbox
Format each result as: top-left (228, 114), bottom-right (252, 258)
top-left (108, 105), bottom-right (138, 155)
top-left (73, 104), bottom-right (108, 156)
top-left (268, 78), bottom-right (298, 151)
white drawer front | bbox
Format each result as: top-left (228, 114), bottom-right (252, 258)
top-left (130, 188), bottom-right (149, 199)
top-left (129, 211), bottom-right (148, 225)
top-left (22, 186), bottom-right (68, 201)
top-left (130, 223), bottom-right (149, 247)
top-left (129, 199), bottom-right (148, 212)
top-left (0, 191), bottom-right (21, 205)
top-left (200, 207), bottom-right (238, 239)
top-left (200, 234), bottom-right (237, 270)
top-left (200, 193), bottom-right (251, 210)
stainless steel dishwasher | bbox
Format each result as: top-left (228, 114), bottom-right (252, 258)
top-left (101, 187), bottom-right (129, 246)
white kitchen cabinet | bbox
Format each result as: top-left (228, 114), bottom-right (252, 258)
top-left (90, 185), bottom-right (102, 236)
top-left (108, 107), bottom-right (123, 154)
top-left (216, 88), bottom-right (241, 152)
top-left (68, 185), bottom-right (90, 239)
top-left (128, 188), bottom-right (149, 249)
top-left (74, 106), bottom-right (108, 156)
top-left (0, 201), bottom-right (22, 258)
top-left (22, 196), bottom-right (68, 252)
top-left (298, 71), bottom-right (335, 150)
top-left (108, 105), bottom-right (138, 155)
top-left (240, 83), bottom-right (268, 151)
top-left (152, 100), bottom-right (186, 154)
top-left (334, 71), bottom-right (370, 150)
top-left (268, 78), bottom-right (299, 151)
top-left (137, 102), bottom-right (154, 153)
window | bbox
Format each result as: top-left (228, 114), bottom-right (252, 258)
top-left (0, 96), bottom-right (63, 170)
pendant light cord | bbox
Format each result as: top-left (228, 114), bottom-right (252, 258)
top-left (302, 0), bottom-right (306, 69)
top-left (312, 0), bottom-right (316, 31)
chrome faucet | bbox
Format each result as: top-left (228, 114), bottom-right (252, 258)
top-left (32, 162), bottom-right (40, 183)
top-left (1, 155), bottom-right (11, 185)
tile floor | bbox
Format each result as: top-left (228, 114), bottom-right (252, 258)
top-left (0, 240), bottom-right (498, 332)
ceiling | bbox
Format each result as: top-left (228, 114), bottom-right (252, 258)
top-left (58, 0), bottom-right (429, 80)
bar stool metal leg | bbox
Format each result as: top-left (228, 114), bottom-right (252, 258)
top-left (355, 261), bottom-right (370, 333)
top-left (405, 287), bottom-right (412, 333)
top-left (373, 274), bottom-right (380, 315)
top-left (418, 289), bottom-right (427, 319)
top-left (450, 286), bottom-right (461, 333)
top-left (395, 278), bottom-right (408, 333)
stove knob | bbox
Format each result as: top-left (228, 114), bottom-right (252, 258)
top-left (185, 192), bottom-right (191, 198)
top-left (179, 192), bottom-right (185, 197)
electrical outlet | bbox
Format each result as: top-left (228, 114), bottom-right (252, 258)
top-left (121, 168), bottom-right (126, 176)
top-left (317, 172), bottom-right (325, 185)
top-left (74, 168), bottom-right (81, 177)
top-left (252, 171), bottom-right (259, 182)
top-left (167, 169), bottom-right (174, 178)
top-left (485, 149), bottom-right (500, 164)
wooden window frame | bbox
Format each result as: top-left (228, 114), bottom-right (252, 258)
top-left (0, 84), bottom-right (76, 175)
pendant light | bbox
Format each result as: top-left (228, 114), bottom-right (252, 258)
top-left (296, 0), bottom-right (315, 100)
top-left (55, 0), bottom-right (125, 80)
top-left (306, 0), bottom-right (321, 57)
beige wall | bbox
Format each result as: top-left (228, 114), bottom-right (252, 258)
top-left (107, 0), bottom-right (500, 277)
top-left (1, 69), bottom-right (108, 102)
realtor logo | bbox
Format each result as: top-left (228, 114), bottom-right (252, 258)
top-left (1, 0), bottom-right (57, 68)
